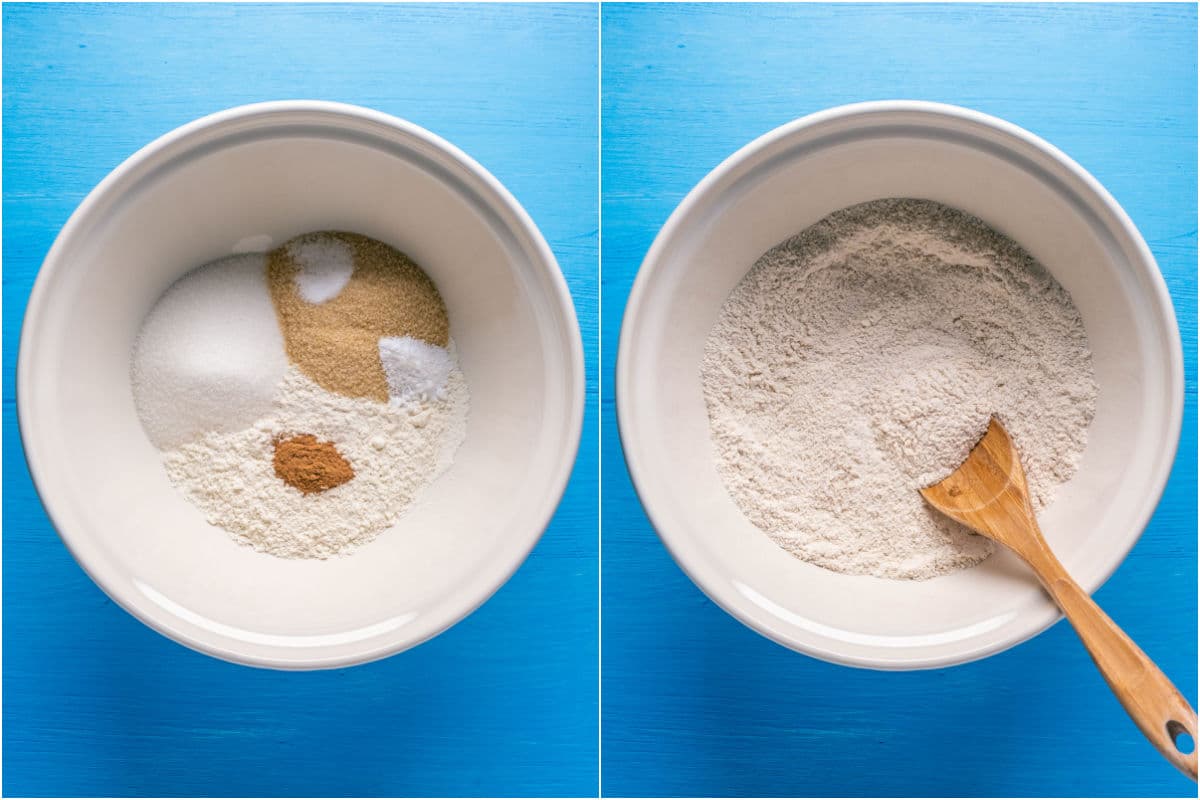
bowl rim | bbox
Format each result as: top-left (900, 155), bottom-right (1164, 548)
top-left (17, 99), bottom-right (586, 670)
top-left (615, 99), bottom-right (1184, 671)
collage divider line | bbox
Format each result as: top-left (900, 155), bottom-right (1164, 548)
top-left (596, 2), bottom-right (603, 796)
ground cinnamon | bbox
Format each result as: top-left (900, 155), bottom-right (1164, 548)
top-left (273, 434), bottom-right (355, 494)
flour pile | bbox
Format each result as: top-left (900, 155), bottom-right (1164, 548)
top-left (164, 359), bottom-right (468, 559)
top-left (701, 199), bottom-right (1097, 580)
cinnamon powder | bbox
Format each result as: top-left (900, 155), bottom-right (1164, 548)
top-left (273, 434), bottom-right (355, 495)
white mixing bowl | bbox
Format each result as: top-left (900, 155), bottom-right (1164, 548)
top-left (617, 101), bottom-right (1182, 670)
top-left (18, 101), bottom-right (584, 669)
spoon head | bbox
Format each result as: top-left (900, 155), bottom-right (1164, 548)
top-left (919, 417), bottom-right (1035, 544)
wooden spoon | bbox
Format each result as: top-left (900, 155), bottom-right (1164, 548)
top-left (921, 417), bottom-right (1198, 781)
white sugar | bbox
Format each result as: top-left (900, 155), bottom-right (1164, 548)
top-left (131, 254), bottom-right (288, 449)
top-left (289, 236), bottom-right (354, 304)
top-left (378, 336), bottom-right (455, 405)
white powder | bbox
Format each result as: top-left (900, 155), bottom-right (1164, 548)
top-left (131, 254), bottom-right (288, 449)
top-left (163, 349), bottom-right (469, 559)
top-left (702, 199), bottom-right (1097, 580)
top-left (288, 236), bottom-right (354, 304)
top-left (379, 336), bottom-right (455, 405)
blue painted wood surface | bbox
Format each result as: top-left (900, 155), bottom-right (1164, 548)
top-left (601, 4), bottom-right (1197, 797)
top-left (3, 4), bottom-right (598, 796)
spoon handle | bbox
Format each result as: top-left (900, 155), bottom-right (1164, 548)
top-left (1021, 541), bottom-right (1197, 781)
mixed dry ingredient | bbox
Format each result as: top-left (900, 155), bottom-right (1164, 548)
top-left (701, 199), bottom-right (1097, 580)
top-left (131, 232), bottom-right (468, 559)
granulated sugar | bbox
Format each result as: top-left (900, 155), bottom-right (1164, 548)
top-left (701, 199), bottom-right (1097, 580)
top-left (131, 254), bottom-right (287, 449)
top-left (164, 355), bottom-right (468, 559)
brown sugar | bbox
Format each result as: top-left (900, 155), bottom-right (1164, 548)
top-left (267, 231), bottom-right (449, 402)
top-left (273, 434), bottom-right (355, 495)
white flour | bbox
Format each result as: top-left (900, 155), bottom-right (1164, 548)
top-left (701, 199), bottom-right (1097, 580)
top-left (164, 352), bottom-right (468, 559)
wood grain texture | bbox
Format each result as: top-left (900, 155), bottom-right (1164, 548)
top-left (924, 419), bottom-right (1198, 781)
top-left (601, 3), bottom-right (1197, 797)
top-left (3, 4), bottom-right (598, 797)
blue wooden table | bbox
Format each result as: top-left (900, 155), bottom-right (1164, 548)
top-left (601, 4), bottom-right (1197, 797)
top-left (3, 5), bottom-right (598, 796)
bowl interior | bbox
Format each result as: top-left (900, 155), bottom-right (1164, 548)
top-left (619, 106), bottom-right (1179, 669)
top-left (19, 106), bottom-right (581, 667)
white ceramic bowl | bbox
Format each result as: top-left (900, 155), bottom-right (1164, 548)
top-left (617, 101), bottom-right (1182, 670)
top-left (19, 101), bottom-right (584, 669)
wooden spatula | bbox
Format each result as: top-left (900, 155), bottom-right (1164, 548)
top-left (921, 417), bottom-right (1197, 780)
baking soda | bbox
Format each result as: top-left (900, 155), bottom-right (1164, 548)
top-left (379, 335), bottom-right (455, 405)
